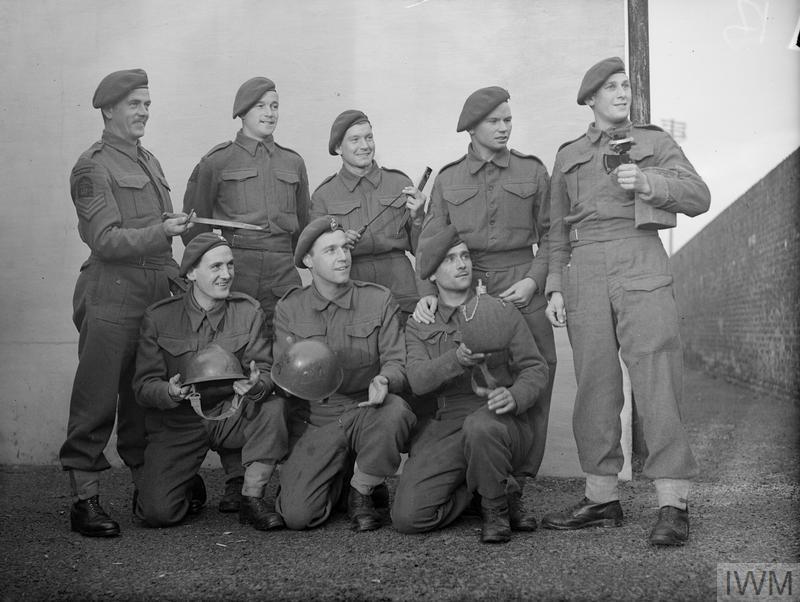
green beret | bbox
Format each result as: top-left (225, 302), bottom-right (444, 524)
top-left (180, 233), bottom-right (230, 277)
top-left (92, 69), bottom-right (148, 109)
top-left (329, 110), bottom-right (370, 155)
top-left (456, 86), bottom-right (510, 132)
top-left (294, 216), bottom-right (344, 268)
top-left (232, 77), bottom-right (276, 119)
top-left (577, 57), bottom-right (626, 105)
top-left (416, 218), bottom-right (463, 280)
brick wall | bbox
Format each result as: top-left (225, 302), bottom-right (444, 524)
top-left (670, 149), bottom-right (799, 400)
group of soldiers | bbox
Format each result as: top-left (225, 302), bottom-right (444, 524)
top-left (60, 57), bottom-right (710, 547)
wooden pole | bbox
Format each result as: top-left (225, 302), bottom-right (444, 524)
top-left (628, 0), bottom-right (650, 124)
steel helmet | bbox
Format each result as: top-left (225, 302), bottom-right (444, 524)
top-left (183, 343), bottom-right (246, 409)
top-left (459, 293), bottom-right (516, 354)
top-left (271, 339), bottom-right (343, 401)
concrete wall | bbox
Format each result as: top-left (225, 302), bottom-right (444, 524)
top-left (670, 149), bottom-right (800, 400)
top-left (0, 0), bottom-right (624, 466)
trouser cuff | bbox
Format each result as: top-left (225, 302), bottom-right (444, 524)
top-left (585, 474), bottom-right (619, 503)
top-left (654, 478), bottom-right (690, 509)
top-left (350, 461), bottom-right (385, 495)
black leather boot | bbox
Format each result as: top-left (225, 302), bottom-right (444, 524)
top-left (188, 475), bottom-right (207, 515)
top-left (218, 476), bottom-right (244, 513)
top-left (347, 487), bottom-right (382, 532)
top-left (508, 491), bottom-right (538, 531)
top-left (70, 495), bottom-right (120, 537)
top-left (480, 501), bottom-right (511, 543)
top-left (649, 505), bottom-right (689, 546)
top-left (239, 496), bottom-right (285, 531)
top-left (541, 497), bottom-right (623, 530)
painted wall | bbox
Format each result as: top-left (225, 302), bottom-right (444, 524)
top-left (0, 0), bottom-right (624, 469)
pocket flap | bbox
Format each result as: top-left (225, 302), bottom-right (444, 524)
top-left (378, 195), bottom-right (403, 208)
top-left (629, 142), bottom-right (655, 162)
top-left (292, 322), bottom-right (327, 339)
top-left (560, 152), bottom-right (593, 173)
top-left (212, 332), bottom-right (251, 354)
top-left (443, 186), bottom-right (479, 206)
top-left (221, 168), bottom-right (258, 181)
top-left (326, 197), bottom-right (360, 215)
top-left (345, 319), bottom-right (380, 338)
top-left (274, 170), bottom-right (299, 184)
top-left (623, 274), bottom-right (673, 292)
top-left (116, 174), bottom-right (150, 189)
top-left (157, 335), bottom-right (198, 357)
top-left (501, 181), bottom-right (536, 198)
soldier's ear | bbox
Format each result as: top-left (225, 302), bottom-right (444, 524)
top-left (428, 274), bottom-right (437, 283)
top-left (302, 254), bottom-right (313, 270)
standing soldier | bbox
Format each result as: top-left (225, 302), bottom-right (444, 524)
top-left (61, 69), bottom-right (192, 537)
top-left (414, 87), bottom-right (555, 478)
top-left (182, 76), bottom-right (310, 512)
top-left (541, 57), bottom-right (710, 545)
top-left (311, 110), bottom-right (426, 319)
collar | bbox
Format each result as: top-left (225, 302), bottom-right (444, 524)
top-left (587, 120), bottom-right (632, 144)
top-left (235, 130), bottom-right (275, 156)
top-left (310, 280), bottom-right (354, 311)
top-left (437, 292), bottom-right (475, 322)
top-left (101, 129), bottom-right (141, 161)
top-left (338, 161), bottom-right (381, 192)
top-left (185, 287), bottom-right (227, 332)
top-left (466, 144), bottom-right (510, 174)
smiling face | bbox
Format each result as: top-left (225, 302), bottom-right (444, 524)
top-left (469, 102), bottom-right (512, 158)
top-left (304, 229), bottom-right (352, 288)
top-left (587, 72), bottom-right (631, 130)
top-left (187, 245), bottom-right (234, 309)
top-left (241, 90), bottom-right (279, 140)
top-left (337, 121), bottom-right (375, 176)
top-left (103, 88), bottom-right (150, 143)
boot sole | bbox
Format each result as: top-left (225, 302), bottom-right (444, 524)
top-left (541, 517), bottom-right (623, 530)
top-left (71, 524), bottom-right (120, 537)
top-left (649, 533), bottom-right (688, 546)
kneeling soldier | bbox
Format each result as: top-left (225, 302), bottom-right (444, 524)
top-left (133, 233), bottom-right (288, 530)
top-left (273, 216), bottom-right (416, 532)
top-left (392, 220), bottom-right (549, 543)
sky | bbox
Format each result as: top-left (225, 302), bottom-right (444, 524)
top-left (647, 0), bottom-right (800, 252)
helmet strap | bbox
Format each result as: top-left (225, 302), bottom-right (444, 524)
top-left (187, 385), bottom-right (243, 421)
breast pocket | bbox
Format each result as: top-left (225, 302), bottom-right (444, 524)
top-left (443, 186), bottom-right (480, 234)
top-left (211, 331), bottom-right (251, 363)
top-left (157, 334), bottom-right (200, 374)
top-left (272, 170), bottom-right (300, 232)
top-left (220, 168), bottom-right (259, 214)
top-left (342, 319), bottom-right (381, 369)
top-left (560, 152), bottom-right (593, 205)
top-left (326, 197), bottom-right (362, 232)
top-left (114, 174), bottom-right (155, 219)
top-left (499, 180), bottom-right (536, 231)
top-left (419, 324), bottom-right (458, 358)
top-left (375, 195), bottom-right (406, 239)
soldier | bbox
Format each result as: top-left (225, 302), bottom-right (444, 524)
top-left (392, 221), bottom-right (549, 543)
top-left (133, 233), bottom-right (288, 531)
top-left (311, 110), bottom-right (426, 319)
top-left (541, 57), bottom-right (710, 545)
top-left (273, 216), bottom-right (416, 532)
top-left (61, 69), bottom-right (193, 537)
top-left (414, 86), bottom-right (555, 478)
top-left (182, 76), bottom-right (310, 512)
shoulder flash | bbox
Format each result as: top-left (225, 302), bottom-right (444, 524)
top-left (510, 149), bottom-right (544, 165)
top-left (313, 173), bottom-right (338, 194)
top-left (204, 140), bottom-right (233, 158)
top-left (557, 134), bottom-right (586, 153)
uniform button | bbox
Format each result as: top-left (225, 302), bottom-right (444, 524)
top-left (489, 220), bottom-right (494, 225)
top-left (488, 185), bottom-right (494, 191)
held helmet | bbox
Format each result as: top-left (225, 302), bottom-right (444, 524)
top-left (271, 340), bottom-right (343, 401)
top-left (459, 293), bottom-right (516, 354)
top-left (183, 343), bottom-right (246, 409)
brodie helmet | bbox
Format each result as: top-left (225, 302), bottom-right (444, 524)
top-left (183, 343), bottom-right (247, 420)
top-left (271, 340), bottom-right (343, 401)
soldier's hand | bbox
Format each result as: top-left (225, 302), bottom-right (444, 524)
top-left (487, 387), bottom-right (517, 414)
top-left (233, 360), bottom-right (261, 397)
top-left (498, 277), bottom-right (537, 308)
top-left (403, 186), bottom-right (426, 219)
top-left (412, 295), bottom-right (437, 324)
top-left (343, 229), bottom-right (361, 249)
top-left (168, 373), bottom-right (190, 401)
top-left (545, 292), bottom-right (567, 327)
top-left (455, 343), bottom-right (485, 367)
top-left (359, 374), bottom-right (389, 407)
top-left (614, 163), bottom-right (652, 195)
top-left (162, 213), bottom-right (193, 237)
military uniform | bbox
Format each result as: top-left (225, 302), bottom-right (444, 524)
top-left (312, 162), bottom-right (421, 314)
top-left (133, 289), bottom-right (288, 527)
top-left (546, 121), bottom-right (709, 488)
top-left (422, 144), bottom-right (556, 475)
top-left (272, 280), bottom-right (415, 530)
top-left (392, 295), bottom-right (548, 533)
top-left (60, 128), bottom-right (180, 492)
top-left (182, 130), bottom-right (310, 339)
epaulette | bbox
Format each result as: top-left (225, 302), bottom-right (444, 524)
top-left (204, 140), bottom-right (233, 158)
top-left (278, 284), bottom-right (306, 302)
top-left (227, 291), bottom-right (261, 308)
top-left (85, 140), bottom-right (104, 158)
top-left (510, 149), bottom-right (544, 166)
top-left (438, 154), bottom-right (467, 174)
top-left (274, 141), bottom-right (303, 159)
top-left (147, 294), bottom-right (184, 312)
top-left (557, 133), bottom-right (587, 153)
top-left (381, 166), bottom-right (410, 180)
top-left (633, 123), bottom-right (665, 132)
top-left (313, 173), bottom-right (338, 194)
top-left (352, 279), bottom-right (391, 296)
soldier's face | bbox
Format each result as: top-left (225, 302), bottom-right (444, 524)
top-left (431, 243), bottom-right (472, 292)
top-left (241, 91), bottom-right (279, 140)
top-left (470, 102), bottom-right (512, 155)
top-left (337, 121), bottom-right (375, 174)
top-left (588, 72), bottom-right (631, 129)
top-left (305, 230), bottom-right (352, 286)
top-left (188, 245), bottom-right (234, 307)
top-left (104, 88), bottom-right (150, 143)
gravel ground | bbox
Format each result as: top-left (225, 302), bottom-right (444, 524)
top-left (2, 369), bottom-right (798, 601)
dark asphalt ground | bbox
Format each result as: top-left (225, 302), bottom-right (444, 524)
top-left (2, 369), bottom-right (798, 602)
